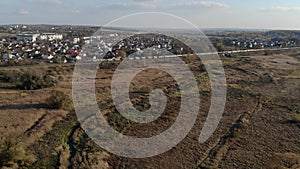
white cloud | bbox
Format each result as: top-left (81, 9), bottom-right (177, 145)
top-left (260, 6), bottom-right (300, 12)
top-left (132, 0), bottom-right (159, 2)
top-left (18, 9), bottom-right (30, 15)
top-left (71, 9), bottom-right (80, 14)
top-left (110, 1), bottom-right (158, 9)
top-left (51, 0), bottom-right (62, 4)
top-left (170, 1), bottom-right (229, 8)
top-left (193, 1), bottom-right (229, 8)
top-left (25, 0), bottom-right (62, 4)
top-left (108, 0), bottom-right (228, 10)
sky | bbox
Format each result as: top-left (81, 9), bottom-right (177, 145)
top-left (1, 0), bottom-right (300, 30)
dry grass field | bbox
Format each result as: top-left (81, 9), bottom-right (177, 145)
top-left (0, 52), bottom-right (299, 169)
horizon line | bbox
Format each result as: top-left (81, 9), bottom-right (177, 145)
top-left (1, 23), bottom-right (300, 31)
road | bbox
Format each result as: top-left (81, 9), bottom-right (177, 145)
top-left (121, 46), bottom-right (300, 61)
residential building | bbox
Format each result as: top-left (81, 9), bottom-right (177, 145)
top-left (38, 33), bottom-right (63, 41)
top-left (17, 32), bottom-right (39, 42)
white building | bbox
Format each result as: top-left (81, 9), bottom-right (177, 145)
top-left (73, 37), bottom-right (80, 44)
top-left (42, 54), bottom-right (54, 60)
top-left (38, 33), bottom-right (63, 41)
top-left (17, 33), bottom-right (40, 42)
top-left (2, 53), bottom-right (15, 60)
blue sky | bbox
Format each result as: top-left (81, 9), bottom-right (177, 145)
top-left (1, 0), bottom-right (300, 29)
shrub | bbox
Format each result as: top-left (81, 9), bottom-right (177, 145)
top-left (0, 136), bottom-right (36, 168)
top-left (117, 50), bottom-right (127, 59)
top-left (4, 69), bottom-right (57, 90)
top-left (47, 89), bottom-right (73, 111)
top-left (18, 71), bottom-right (57, 90)
top-left (291, 113), bottom-right (300, 123)
top-left (3, 69), bottom-right (22, 83)
top-left (0, 58), bottom-right (35, 67)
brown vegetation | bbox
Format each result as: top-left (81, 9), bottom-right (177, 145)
top-left (0, 51), bottom-right (299, 169)
top-left (47, 89), bottom-right (73, 111)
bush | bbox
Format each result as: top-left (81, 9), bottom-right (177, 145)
top-left (5, 69), bottom-right (57, 90)
top-left (18, 71), bottom-right (57, 90)
top-left (3, 69), bottom-right (22, 83)
top-left (0, 58), bottom-right (35, 67)
top-left (291, 113), bottom-right (300, 123)
top-left (0, 136), bottom-right (36, 168)
top-left (47, 89), bottom-right (73, 111)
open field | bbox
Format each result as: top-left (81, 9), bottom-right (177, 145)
top-left (0, 52), bottom-right (299, 169)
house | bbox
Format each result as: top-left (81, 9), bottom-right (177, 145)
top-left (42, 54), bottom-right (54, 60)
top-left (73, 37), bottom-right (80, 44)
top-left (2, 53), bottom-right (16, 60)
top-left (75, 55), bottom-right (81, 61)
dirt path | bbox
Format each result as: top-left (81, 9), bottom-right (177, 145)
top-left (197, 102), bottom-right (262, 168)
top-left (21, 110), bottom-right (69, 147)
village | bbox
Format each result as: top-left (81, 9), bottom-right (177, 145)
top-left (0, 25), bottom-right (300, 65)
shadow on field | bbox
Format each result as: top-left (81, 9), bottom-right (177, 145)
top-left (0, 103), bottom-right (49, 110)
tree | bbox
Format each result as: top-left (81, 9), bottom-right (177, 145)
top-left (46, 89), bottom-right (73, 111)
top-left (117, 50), bottom-right (127, 59)
top-left (17, 70), bottom-right (57, 90)
top-left (214, 39), bottom-right (225, 51)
